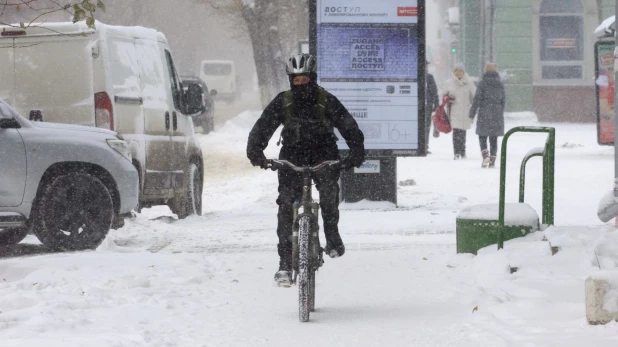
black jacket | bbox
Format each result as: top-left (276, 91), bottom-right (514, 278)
top-left (469, 71), bottom-right (505, 136)
top-left (426, 73), bottom-right (439, 113)
top-left (247, 88), bottom-right (365, 166)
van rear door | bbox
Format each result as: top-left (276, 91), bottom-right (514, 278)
top-left (13, 35), bottom-right (94, 125)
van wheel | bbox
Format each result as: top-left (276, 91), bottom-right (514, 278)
top-left (0, 227), bottom-right (29, 246)
top-left (170, 163), bottom-right (202, 219)
top-left (33, 172), bottom-right (113, 251)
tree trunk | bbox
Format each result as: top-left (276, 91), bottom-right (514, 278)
top-left (242, 0), bottom-right (288, 108)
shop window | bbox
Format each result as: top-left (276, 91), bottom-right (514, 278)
top-left (539, 0), bottom-right (584, 80)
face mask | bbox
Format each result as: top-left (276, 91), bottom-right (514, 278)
top-left (291, 81), bottom-right (318, 106)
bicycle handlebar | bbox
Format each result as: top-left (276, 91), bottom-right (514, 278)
top-left (266, 159), bottom-right (341, 172)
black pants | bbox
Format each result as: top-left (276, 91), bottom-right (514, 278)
top-left (425, 109), bottom-right (433, 150)
top-left (479, 136), bottom-right (498, 156)
top-left (276, 167), bottom-right (341, 261)
top-left (453, 129), bottom-right (467, 156)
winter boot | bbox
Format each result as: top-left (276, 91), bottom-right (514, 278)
top-left (481, 150), bottom-right (490, 168)
top-left (324, 243), bottom-right (345, 258)
top-left (488, 156), bottom-right (497, 168)
top-left (324, 232), bottom-right (345, 258)
top-left (274, 247), bottom-right (293, 287)
top-left (274, 262), bottom-right (292, 287)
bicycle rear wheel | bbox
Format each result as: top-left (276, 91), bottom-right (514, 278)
top-left (297, 215), bottom-right (312, 322)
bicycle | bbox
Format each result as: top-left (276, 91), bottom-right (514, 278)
top-left (266, 159), bottom-right (341, 322)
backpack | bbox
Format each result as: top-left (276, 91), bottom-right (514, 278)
top-left (277, 88), bottom-right (336, 146)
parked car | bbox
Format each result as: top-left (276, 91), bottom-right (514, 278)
top-left (0, 98), bottom-right (138, 250)
top-left (200, 60), bottom-right (238, 103)
top-left (0, 22), bottom-right (204, 218)
top-left (181, 75), bottom-right (216, 134)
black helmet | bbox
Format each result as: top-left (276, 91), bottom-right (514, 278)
top-left (286, 54), bottom-right (317, 75)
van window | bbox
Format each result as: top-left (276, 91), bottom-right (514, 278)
top-left (135, 39), bottom-right (167, 102)
top-left (203, 63), bottom-right (232, 76)
top-left (109, 39), bottom-right (141, 98)
top-left (164, 50), bottom-right (183, 110)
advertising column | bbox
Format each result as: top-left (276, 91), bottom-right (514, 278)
top-left (596, 40), bottom-right (615, 146)
top-left (311, 0), bottom-right (425, 204)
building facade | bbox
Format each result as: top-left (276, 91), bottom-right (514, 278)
top-left (436, 0), bottom-right (615, 122)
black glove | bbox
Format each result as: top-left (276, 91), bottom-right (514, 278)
top-left (342, 149), bottom-right (365, 170)
top-left (248, 150), bottom-right (267, 169)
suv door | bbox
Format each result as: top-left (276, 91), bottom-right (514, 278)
top-left (0, 102), bottom-right (26, 207)
top-left (163, 49), bottom-right (190, 191)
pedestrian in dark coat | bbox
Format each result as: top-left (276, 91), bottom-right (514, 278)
top-left (425, 62), bottom-right (440, 153)
top-left (469, 63), bottom-right (505, 168)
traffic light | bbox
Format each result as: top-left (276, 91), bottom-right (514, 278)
top-left (451, 47), bottom-right (457, 54)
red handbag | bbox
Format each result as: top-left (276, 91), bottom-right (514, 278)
top-left (432, 95), bottom-right (452, 134)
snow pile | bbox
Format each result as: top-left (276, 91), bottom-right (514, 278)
top-left (197, 110), bottom-right (282, 180)
top-left (457, 203), bottom-right (539, 228)
top-left (446, 227), bottom-right (618, 331)
top-left (589, 271), bottom-right (618, 313)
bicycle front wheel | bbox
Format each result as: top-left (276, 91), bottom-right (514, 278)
top-left (309, 270), bottom-right (315, 312)
top-left (297, 215), bottom-right (312, 322)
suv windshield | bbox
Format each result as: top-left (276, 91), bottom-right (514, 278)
top-left (0, 99), bottom-right (17, 119)
top-left (203, 63), bottom-right (232, 76)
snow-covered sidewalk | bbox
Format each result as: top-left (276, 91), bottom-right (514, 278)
top-left (1, 111), bottom-right (617, 346)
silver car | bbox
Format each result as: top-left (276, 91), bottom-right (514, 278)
top-left (0, 99), bottom-right (138, 250)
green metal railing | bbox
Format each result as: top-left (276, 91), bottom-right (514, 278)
top-left (498, 126), bottom-right (555, 249)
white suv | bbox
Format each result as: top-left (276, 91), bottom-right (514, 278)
top-left (0, 99), bottom-right (138, 250)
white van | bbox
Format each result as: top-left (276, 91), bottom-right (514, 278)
top-left (200, 60), bottom-right (237, 103)
top-left (0, 21), bottom-right (204, 218)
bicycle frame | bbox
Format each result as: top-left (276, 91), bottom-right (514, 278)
top-left (267, 159), bottom-right (340, 274)
top-left (292, 169), bottom-right (321, 274)
top-left (267, 159), bottom-right (340, 321)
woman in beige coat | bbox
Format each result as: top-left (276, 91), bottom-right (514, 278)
top-left (444, 63), bottom-right (476, 159)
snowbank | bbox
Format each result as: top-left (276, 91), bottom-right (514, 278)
top-left (457, 203), bottom-right (540, 228)
top-left (589, 271), bottom-right (618, 313)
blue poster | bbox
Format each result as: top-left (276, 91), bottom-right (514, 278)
top-left (315, 0), bottom-right (422, 154)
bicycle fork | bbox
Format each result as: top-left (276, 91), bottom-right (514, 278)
top-left (292, 201), bottom-right (323, 276)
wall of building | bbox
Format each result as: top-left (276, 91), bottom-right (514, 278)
top-left (494, 0), bottom-right (534, 112)
top-left (452, 0), bottom-right (616, 121)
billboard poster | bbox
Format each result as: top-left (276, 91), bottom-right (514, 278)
top-left (311, 0), bottom-right (425, 156)
top-left (595, 40), bottom-right (615, 146)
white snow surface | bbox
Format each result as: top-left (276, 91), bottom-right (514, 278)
top-left (2, 111), bottom-right (618, 346)
top-left (457, 203), bottom-right (540, 227)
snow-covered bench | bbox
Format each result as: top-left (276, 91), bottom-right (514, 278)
top-left (456, 203), bottom-right (540, 254)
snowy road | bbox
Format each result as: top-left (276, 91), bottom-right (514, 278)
top-left (1, 111), bottom-right (617, 346)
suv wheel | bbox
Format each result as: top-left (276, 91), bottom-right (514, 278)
top-left (33, 172), bottom-right (114, 251)
top-left (0, 227), bottom-right (29, 246)
top-left (170, 163), bottom-right (202, 219)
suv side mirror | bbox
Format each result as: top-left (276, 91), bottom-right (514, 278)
top-left (186, 84), bottom-right (205, 114)
top-left (0, 118), bottom-right (21, 129)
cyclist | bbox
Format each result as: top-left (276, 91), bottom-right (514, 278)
top-left (247, 54), bottom-right (365, 286)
